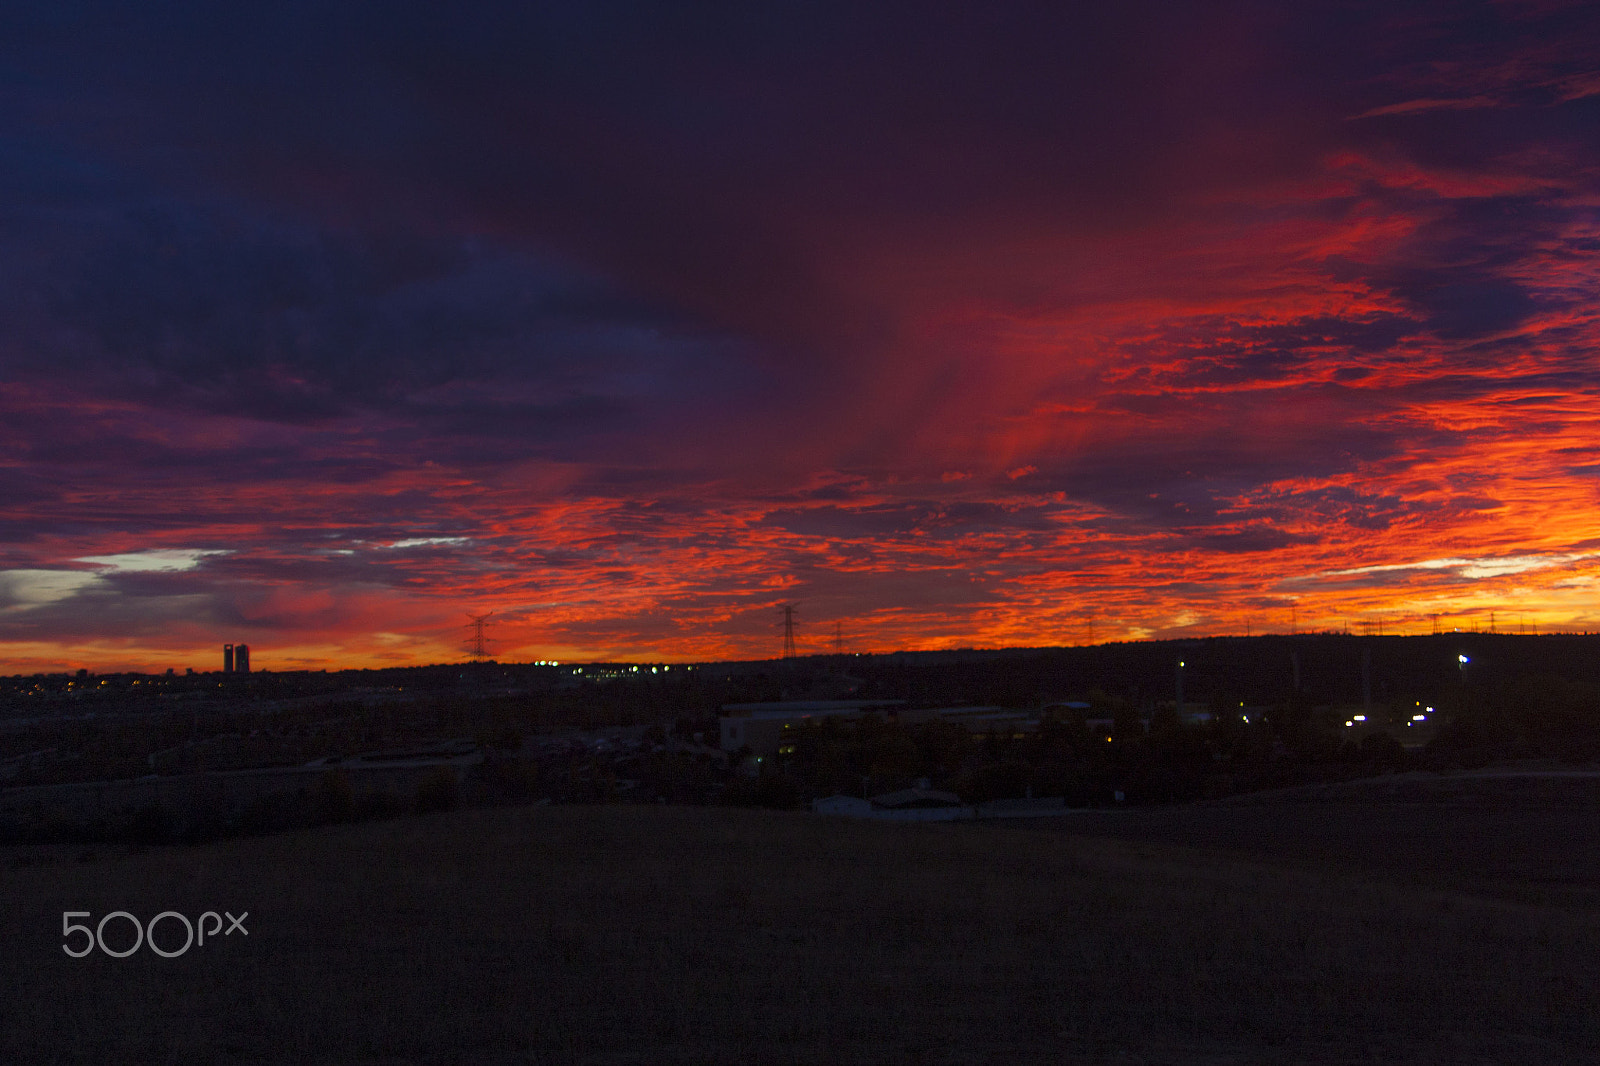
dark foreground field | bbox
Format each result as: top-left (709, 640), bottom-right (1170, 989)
top-left (3, 797), bottom-right (1598, 1065)
top-left (1027, 769), bottom-right (1600, 910)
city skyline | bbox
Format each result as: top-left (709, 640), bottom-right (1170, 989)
top-left (4, 3), bottom-right (1600, 672)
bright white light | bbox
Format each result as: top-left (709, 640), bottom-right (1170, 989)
top-left (1413, 714), bottom-right (1426, 721)
top-left (1311, 551), bottom-right (1599, 581)
top-left (1353, 715), bottom-right (1366, 722)
top-left (75, 548), bottom-right (227, 573)
top-left (1425, 706), bottom-right (1433, 713)
top-left (1458, 654), bottom-right (1470, 664)
top-left (1345, 721), bottom-right (1353, 727)
top-left (0, 569), bottom-right (102, 607)
top-left (384, 537), bottom-right (471, 549)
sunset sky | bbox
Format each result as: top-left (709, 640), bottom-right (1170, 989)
top-left (3, 1), bottom-right (1600, 671)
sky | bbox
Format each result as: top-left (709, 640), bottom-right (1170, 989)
top-left (3, 1), bottom-right (1600, 671)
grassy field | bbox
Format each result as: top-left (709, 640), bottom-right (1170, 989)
top-left (1020, 770), bottom-right (1600, 910)
top-left (3, 801), bottom-right (1598, 1064)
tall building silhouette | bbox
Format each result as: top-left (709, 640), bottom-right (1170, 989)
top-left (235, 643), bottom-right (250, 673)
top-left (223, 643), bottom-right (234, 673)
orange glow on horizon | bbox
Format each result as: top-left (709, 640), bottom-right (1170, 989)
top-left (6, 19), bottom-right (1600, 673)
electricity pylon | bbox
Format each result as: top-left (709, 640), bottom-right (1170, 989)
top-left (465, 613), bottom-right (494, 660)
top-left (779, 603), bottom-right (799, 659)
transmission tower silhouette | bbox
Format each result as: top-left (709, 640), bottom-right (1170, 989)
top-left (779, 603), bottom-right (799, 658)
top-left (465, 612), bottom-right (494, 660)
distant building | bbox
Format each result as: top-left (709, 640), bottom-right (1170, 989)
top-left (1085, 717), bottom-right (1116, 740)
top-left (976, 796), bottom-right (1068, 817)
top-left (721, 700), bottom-right (1080, 753)
top-left (811, 795), bottom-right (872, 817)
top-left (811, 787), bottom-right (974, 822)
top-left (235, 644), bottom-right (250, 673)
top-left (718, 699), bottom-right (903, 754)
top-left (223, 644), bottom-right (234, 673)
top-left (925, 706), bottom-right (1040, 735)
top-left (869, 785), bottom-right (965, 810)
